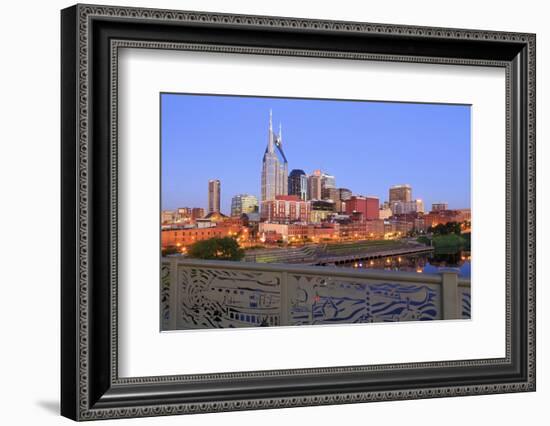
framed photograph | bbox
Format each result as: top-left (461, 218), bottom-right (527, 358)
top-left (61, 4), bottom-right (536, 421)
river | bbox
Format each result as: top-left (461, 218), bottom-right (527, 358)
top-left (338, 250), bottom-right (471, 278)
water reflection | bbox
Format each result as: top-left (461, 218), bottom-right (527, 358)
top-left (340, 251), bottom-right (471, 278)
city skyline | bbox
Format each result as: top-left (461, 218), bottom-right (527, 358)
top-left (161, 94), bottom-right (471, 214)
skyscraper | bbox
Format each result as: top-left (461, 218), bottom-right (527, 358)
top-left (261, 111), bottom-right (288, 214)
top-left (389, 184), bottom-right (412, 203)
top-left (231, 194), bottom-right (259, 216)
top-left (288, 169), bottom-right (307, 201)
top-left (307, 170), bottom-right (323, 200)
top-left (208, 179), bottom-right (220, 213)
top-left (320, 172), bottom-right (336, 199)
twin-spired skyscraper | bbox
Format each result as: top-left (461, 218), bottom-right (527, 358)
top-left (260, 111), bottom-right (288, 215)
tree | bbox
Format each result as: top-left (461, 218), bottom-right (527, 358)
top-left (162, 246), bottom-right (181, 256)
top-left (429, 222), bottom-right (462, 236)
top-left (416, 236), bottom-right (431, 246)
top-left (187, 237), bottom-right (245, 261)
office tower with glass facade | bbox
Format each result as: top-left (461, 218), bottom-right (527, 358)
top-left (261, 111), bottom-right (288, 215)
top-left (208, 179), bottom-right (221, 213)
top-left (288, 169), bottom-right (307, 201)
top-left (231, 194), bottom-right (259, 216)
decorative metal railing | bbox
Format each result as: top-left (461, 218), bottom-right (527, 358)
top-left (161, 258), bottom-right (471, 331)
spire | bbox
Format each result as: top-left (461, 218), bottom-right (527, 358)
top-left (267, 110), bottom-right (274, 153)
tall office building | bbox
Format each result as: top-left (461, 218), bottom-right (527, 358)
top-left (320, 173), bottom-right (336, 199)
top-left (307, 170), bottom-right (323, 200)
top-left (389, 184), bottom-right (412, 203)
top-left (261, 111), bottom-right (288, 214)
top-left (208, 179), bottom-right (221, 213)
top-left (231, 194), bottom-right (259, 216)
top-left (288, 169), bottom-right (307, 201)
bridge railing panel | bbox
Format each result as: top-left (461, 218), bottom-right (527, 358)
top-left (160, 258), bottom-right (470, 331)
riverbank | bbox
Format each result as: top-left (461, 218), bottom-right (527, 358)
top-left (432, 233), bottom-right (470, 252)
top-left (243, 239), bottom-right (433, 265)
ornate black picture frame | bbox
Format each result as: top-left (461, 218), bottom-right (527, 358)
top-left (61, 4), bottom-right (536, 421)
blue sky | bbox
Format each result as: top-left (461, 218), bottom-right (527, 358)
top-left (161, 93), bottom-right (471, 214)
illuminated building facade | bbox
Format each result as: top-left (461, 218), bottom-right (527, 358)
top-left (231, 194), bottom-right (259, 216)
top-left (260, 111), bottom-right (288, 215)
top-left (389, 184), bottom-right (412, 203)
top-left (260, 195), bottom-right (310, 223)
top-left (391, 199), bottom-right (425, 215)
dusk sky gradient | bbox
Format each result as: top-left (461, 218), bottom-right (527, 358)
top-left (161, 94), bottom-right (471, 214)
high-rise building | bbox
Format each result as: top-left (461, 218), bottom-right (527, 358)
top-left (307, 170), bottom-right (323, 200)
top-left (432, 202), bottom-right (449, 212)
top-left (261, 111), bottom-right (288, 215)
top-left (320, 173), bottom-right (336, 199)
top-left (208, 179), bottom-right (220, 213)
top-left (389, 184), bottom-right (412, 203)
top-left (231, 194), bottom-right (259, 216)
top-left (288, 169), bottom-right (307, 201)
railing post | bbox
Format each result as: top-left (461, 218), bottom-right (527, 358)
top-left (280, 271), bottom-right (289, 326)
top-left (440, 269), bottom-right (459, 320)
top-left (168, 257), bottom-right (179, 330)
